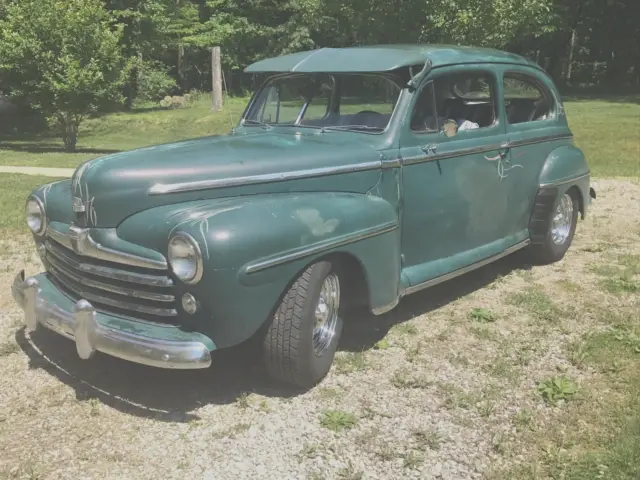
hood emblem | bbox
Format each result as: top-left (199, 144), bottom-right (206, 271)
top-left (72, 197), bottom-right (86, 213)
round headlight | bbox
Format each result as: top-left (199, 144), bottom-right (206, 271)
top-left (168, 233), bottom-right (203, 284)
top-left (26, 196), bottom-right (46, 235)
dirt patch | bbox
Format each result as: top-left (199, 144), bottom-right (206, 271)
top-left (0, 178), bottom-right (638, 480)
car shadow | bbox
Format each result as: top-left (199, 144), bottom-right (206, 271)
top-left (14, 250), bottom-right (533, 422)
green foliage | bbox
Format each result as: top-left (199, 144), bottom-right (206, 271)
top-left (470, 308), bottom-right (496, 323)
top-left (319, 409), bottom-right (358, 432)
top-left (537, 376), bottom-right (578, 404)
top-left (136, 61), bottom-right (179, 101)
top-left (0, 0), bottom-right (128, 151)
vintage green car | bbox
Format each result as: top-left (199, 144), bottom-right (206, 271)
top-left (13, 45), bottom-right (595, 387)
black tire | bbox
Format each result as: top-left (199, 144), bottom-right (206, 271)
top-left (263, 261), bottom-right (343, 388)
top-left (528, 190), bottom-right (579, 264)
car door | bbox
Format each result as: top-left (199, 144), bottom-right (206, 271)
top-left (499, 66), bottom-right (574, 237)
top-left (398, 65), bottom-right (524, 288)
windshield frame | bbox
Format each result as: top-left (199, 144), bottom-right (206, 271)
top-left (240, 72), bottom-right (406, 136)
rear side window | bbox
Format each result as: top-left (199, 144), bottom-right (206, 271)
top-left (504, 74), bottom-right (554, 124)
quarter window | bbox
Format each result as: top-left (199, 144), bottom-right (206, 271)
top-left (411, 72), bottom-right (497, 136)
top-left (503, 74), bottom-right (553, 124)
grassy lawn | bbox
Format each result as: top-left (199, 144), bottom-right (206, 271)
top-left (0, 174), bottom-right (67, 234)
top-left (0, 94), bottom-right (638, 177)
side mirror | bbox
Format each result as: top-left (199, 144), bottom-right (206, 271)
top-left (441, 119), bottom-right (458, 137)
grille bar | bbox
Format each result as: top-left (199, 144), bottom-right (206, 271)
top-left (46, 240), bottom-right (174, 287)
top-left (44, 238), bottom-right (178, 321)
top-left (47, 253), bottom-right (175, 303)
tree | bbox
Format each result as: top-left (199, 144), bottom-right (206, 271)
top-left (0, 0), bottom-right (128, 151)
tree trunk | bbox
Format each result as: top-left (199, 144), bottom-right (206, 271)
top-left (178, 44), bottom-right (185, 92)
top-left (59, 114), bottom-right (79, 152)
top-left (565, 28), bottom-right (577, 83)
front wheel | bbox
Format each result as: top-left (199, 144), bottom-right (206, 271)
top-left (528, 191), bottom-right (579, 264)
top-left (263, 261), bottom-right (343, 388)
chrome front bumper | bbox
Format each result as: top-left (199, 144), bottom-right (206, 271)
top-left (11, 270), bottom-right (212, 369)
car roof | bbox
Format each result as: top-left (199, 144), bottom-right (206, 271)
top-left (244, 44), bottom-right (542, 74)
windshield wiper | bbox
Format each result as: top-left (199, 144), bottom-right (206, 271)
top-left (241, 119), bottom-right (273, 129)
top-left (321, 125), bottom-right (384, 132)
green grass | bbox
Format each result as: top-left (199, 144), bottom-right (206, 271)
top-left (0, 96), bottom-right (249, 169)
top-left (0, 174), bottom-right (67, 233)
top-left (564, 96), bottom-right (640, 177)
top-left (0, 95), bottom-right (638, 177)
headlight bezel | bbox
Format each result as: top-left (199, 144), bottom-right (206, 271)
top-left (167, 232), bottom-right (203, 284)
top-left (26, 195), bottom-right (47, 236)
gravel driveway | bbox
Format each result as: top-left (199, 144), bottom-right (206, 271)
top-left (1, 178), bottom-right (638, 480)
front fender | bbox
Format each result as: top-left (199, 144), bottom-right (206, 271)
top-left (117, 192), bottom-right (401, 348)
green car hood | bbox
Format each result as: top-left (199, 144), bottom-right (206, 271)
top-left (68, 131), bottom-right (383, 228)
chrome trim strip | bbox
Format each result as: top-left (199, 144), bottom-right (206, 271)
top-left (48, 225), bottom-right (167, 270)
top-left (381, 158), bottom-right (402, 169)
top-left (402, 142), bottom-right (505, 166)
top-left (245, 221), bottom-right (398, 274)
top-left (401, 239), bottom-right (531, 296)
top-left (539, 171), bottom-right (590, 188)
top-left (46, 240), bottom-right (174, 287)
top-left (509, 133), bottom-right (573, 148)
top-left (47, 256), bottom-right (175, 302)
top-left (12, 271), bottom-right (211, 369)
top-left (148, 161), bottom-right (383, 195)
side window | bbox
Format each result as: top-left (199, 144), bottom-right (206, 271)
top-left (410, 82), bottom-right (438, 133)
top-left (503, 74), bottom-right (553, 124)
top-left (411, 72), bottom-right (497, 137)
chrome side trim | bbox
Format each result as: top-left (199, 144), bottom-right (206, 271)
top-left (539, 171), bottom-right (590, 188)
top-left (245, 221), bottom-right (398, 274)
top-left (48, 225), bottom-right (167, 270)
top-left (149, 161), bottom-right (383, 195)
top-left (401, 239), bottom-right (531, 297)
top-left (46, 240), bottom-right (174, 287)
top-left (402, 142), bottom-right (505, 166)
top-left (509, 133), bottom-right (573, 148)
top-left (12, 271), bottom-right (211, 369)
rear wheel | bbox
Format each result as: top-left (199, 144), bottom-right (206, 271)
top-left (528, 190), bottom-right (579, 264)
top-left (263, 261), bottom-right (343, 388)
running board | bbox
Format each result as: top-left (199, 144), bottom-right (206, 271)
top-left (401, 239), bottom-right (531, 297)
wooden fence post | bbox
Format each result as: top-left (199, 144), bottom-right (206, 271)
top-left (211, 46), bottom-right (223, 111)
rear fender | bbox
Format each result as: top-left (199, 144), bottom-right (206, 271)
top-left (530, 145), bottom-right (591, 243)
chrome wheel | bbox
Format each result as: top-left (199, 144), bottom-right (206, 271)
top-left (551, 193), bottom-right (574, 245)
top-left (313, 273), bottom-right (340, 357)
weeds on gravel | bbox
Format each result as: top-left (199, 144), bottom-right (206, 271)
top-left (470, 307), bottom-right (496, 323)
top-left (392, 323), bottom-right (418, 336)
top-left (0, 341), bottom-right (19, 357)
top-left (508, 286), bottom-right (566, 324)
top-left (402, 451), bottom-right (424, 469)
top-left (512, 408), bottom-right (534, 432)
top-left (413, 428), bottom-right (442, 450)
top-left (373, 338), bottom-right (390, 350)
top-left (537, 376), bottom-right (578, 404)
top-left (319, 409), bottom-right (358, 432)
top-left (390, 368), bottom-right (432, 389)
top-left (336, 460), bottom-right (364, 479)
top-left (404, 341), bottom-right (423, 363)
top-left (333, 352), bottom-right (367, 374)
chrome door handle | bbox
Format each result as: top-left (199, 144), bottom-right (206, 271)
top-left (421, 144), bottom-right (437, 154)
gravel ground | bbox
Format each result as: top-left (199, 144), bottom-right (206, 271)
top-left (0, 178), bottom-right (638, 480)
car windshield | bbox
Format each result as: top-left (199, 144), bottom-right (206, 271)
top-left (244, 73), bottom-right (402, 132)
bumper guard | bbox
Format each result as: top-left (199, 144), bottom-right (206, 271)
top-left (11, 270), bottom-right (211, 369)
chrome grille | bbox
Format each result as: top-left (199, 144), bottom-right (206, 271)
top-left (44, 238), bottom-right (178, 321)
